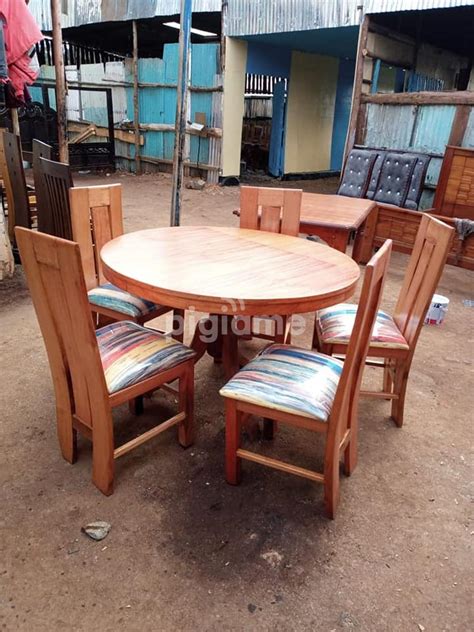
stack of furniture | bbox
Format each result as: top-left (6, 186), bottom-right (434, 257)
top-left (353, 145), bottom-right (474, 269)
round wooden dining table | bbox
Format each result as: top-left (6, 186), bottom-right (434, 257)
top-left (101, 226), bottom-right (360, 377)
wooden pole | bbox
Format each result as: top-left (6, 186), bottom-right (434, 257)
top-left (170, 0), bottom-right (192, 227)
top-left (11, 109), bottom-right (20, 135)
top-left (343, 13), bottom-right (370, 164)
top-left (50, 0), bottom-right (68, 162)
top-left (132, 20), bottom-right (141, 175)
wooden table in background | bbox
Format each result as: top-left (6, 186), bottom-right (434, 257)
top-left (300, 193), bottom-right (375, 255)
top-left (101, 226), bottom-right (360, 378)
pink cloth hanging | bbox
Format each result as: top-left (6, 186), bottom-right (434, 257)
top-left (0, 0), bottom-right (43, 100)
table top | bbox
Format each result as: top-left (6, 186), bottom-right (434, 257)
top-left (101, 226), bottom-right (360, 316)
top-left (300, 193), bottom-right (375, 231)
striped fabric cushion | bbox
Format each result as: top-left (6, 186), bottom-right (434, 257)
top-left (88, 283), bottom-right (160, 318)
top-left (317, 304), bottom-right (409, 350)
top-left (97, 321), bottom-right (195, 394)
top-left (220, 344), bottom-right (343, 422)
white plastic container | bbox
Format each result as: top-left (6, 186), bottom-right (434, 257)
top-left (424, 294), bottom-right (449, 325)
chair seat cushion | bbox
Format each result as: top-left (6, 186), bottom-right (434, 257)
top-left (317, 304), bottom-right (409, 350)
top-left (220, 344), bottom-right (343, 422)
top-left (88, 283), bottom-right (161, 318)
top-left (97, 321), bottom-right (195, 394)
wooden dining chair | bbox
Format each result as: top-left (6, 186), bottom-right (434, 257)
top-left (0, 130), bottom-right (34, 241)
top-left (15, 227), bottom-right (195, 496)
top-left (32, 139), bottom-right (53, 234)
top-left (38, 156), bottom-right (74, 240)
top-left (220, 240), bottom-right (392, 518)
top-left (70, 183), bottom-right (183, 337)
top-left (238, 185), bottom-right (303, 344)
top-left (314, 215), bottom-right (454, 427)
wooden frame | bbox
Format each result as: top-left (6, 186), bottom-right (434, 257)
top-left (432, 146), bottom-right (474, 220)
top-left (15, 227), bottom-right (194, 495)
top-left (239, 185), bottom-right (303, 344)
top-left (39, 156), bottom-right (74, 240)
top-left (70, 183), bottom-right (183, 334)
top-left (0, 130), bottom-right (33, 241)
top-left (32, 139), bottom-right (53, 235)
top-left (353, 205), bottom-right (473, 270)
top-left (315, 215), bottom-right (454, 428)
top-left (223, 240), bottom-right (393, 519)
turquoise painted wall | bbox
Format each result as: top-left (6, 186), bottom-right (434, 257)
top-left (126, 42), bottom-right (220, 170)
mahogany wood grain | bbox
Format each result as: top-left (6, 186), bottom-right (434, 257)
top-left (223, 240), bottom-right (392, 519)
top-left (315, 215), bottom-right (454, 428)
top-left (101, 226), bottom-right (361, 317)
top-left (300, 193), bottom-right (375, 232)
top-left (15, 227), bottom-right (195, 496)
top-left (70, 184), bottom-right (177, 331)
top-left (239, 185), bottom-right (303, 344)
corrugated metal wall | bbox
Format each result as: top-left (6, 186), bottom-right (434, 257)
top-left (362, 103), bottom-right (473, 207)
top-left (29, 43), bottom-right (222, 179)
top-left (225, 0), bottom-right (474, 36)
top-left (29, 0), bottom-right (221, 30)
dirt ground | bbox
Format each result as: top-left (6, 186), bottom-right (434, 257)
top-left (1, 172), bottom-right (472, 631)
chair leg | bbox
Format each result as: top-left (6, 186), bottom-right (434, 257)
top-left (343, 400), bottom-right (359, 477)
top-left (172, 308), bottom-right (185, 343)
top-left (274, 315), bottom-right (291, 344)
top-left (129, 396), bottom-right (144, 415)
top-left (391, 363), bottom-right (409, 428)
top-left (225, 399), bottom-right (242, 485)
top-left (311, 317), bottom-right (321, 350)
top-left (324, 430), bottom-right (341, 519)
top-left (92, 410), bottom-right (115, 496)
top-left (383, 359), bottom-right (393, 399)
top-left (263, 418), bottom-right (276, 440)
top-left (56, 413), bottom-right (78, 465)
top-left (178, 363), bottom-right (194, 448)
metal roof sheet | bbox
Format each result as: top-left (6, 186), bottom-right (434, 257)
top-left (225, 0), bottom-right (474, 36)
top-left (29, 0), bottom-right (222, 31)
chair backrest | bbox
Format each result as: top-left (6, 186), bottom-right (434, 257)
top-left (70, 184), bottom-right (124, 290)
top-left (330, 240), bottom-right (392, 437)
top-left (39, 156), bottom-right (74, 240)
top-left (372, 152), bottom-right (417, 207)
top-left (338, 149), bottom-right (377, 199)
top-left (32, 139), bottom-right (53, 234)
top-left (239, 186), bottom-right (302, 236)
top-left (433, 146), bottom-right (474, 220)
top-left (393, 214), bottom-right (454, 351)
top-left (15, 227), bottom-right (108, 428)
top-left (0, 130), bottom-right (30, 239)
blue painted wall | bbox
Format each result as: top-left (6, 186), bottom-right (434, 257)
top-left (125, 42), bottom-right (220, 170)
top-left (246, 41), bottom-right (291, 78)
top-left (330, 58), bottom-right (355, 171)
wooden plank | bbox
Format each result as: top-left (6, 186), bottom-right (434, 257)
top-left (343, 14), bottom-right (370, 163)
top-left (132, 20), bottom-right (141, 175)
top-left (114, 412), bottom-right (185, 459)
top-left (362, 92), bottom-right (474, 106)
top-left (236, 449), bottom-right (325, 483)
top-left (67, 122), bottom-right (144, 145)
top-left (448, 105), bottom-right (470, 146)
top-left (50, 0), bottom-right (68, 162)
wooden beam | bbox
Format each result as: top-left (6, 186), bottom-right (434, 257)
top-left (448, 105), bottom-right (470, 146)
top-left (135, 154), bottom-right (220, 172)
top-left (170, 0), bottom-right (192, 227)
top-left (50, 0), bottom-right (68, 162)
top-left (130, 122), bottom-right (222, 138)
top-left (11, 109), bottom-right (20, 136)
top-left (361, 91), bottom-right (474, 106)
top-left (343, 14), bottom-right (370, 164)
top-left (236, 449), bottom-right (325, 483)
top-left (132, 20), bottom-right (141, 175)
top-left (67, 121), bottom-right (145, 145)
